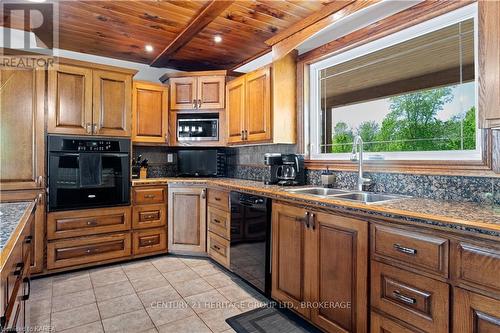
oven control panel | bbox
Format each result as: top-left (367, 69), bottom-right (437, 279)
top-left (61, 139), bottom-right (121, 152)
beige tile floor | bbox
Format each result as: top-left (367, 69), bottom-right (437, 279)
top-left (29, 256), bottom-right (268, 333)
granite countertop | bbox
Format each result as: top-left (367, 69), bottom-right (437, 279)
top-left (0, 201), bottom-right (35, 251)
top-left (133, 177), bottom-right (500, 237)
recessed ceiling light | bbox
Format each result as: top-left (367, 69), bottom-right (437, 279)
top-left (145, 44), bottom-right (154, 52)
top-left (214, 35), bottom-right (222, 43)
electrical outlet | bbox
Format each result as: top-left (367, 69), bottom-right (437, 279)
top-left (167, 153), bottom-right (174, 163)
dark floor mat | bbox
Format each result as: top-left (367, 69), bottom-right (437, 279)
top-left (226, 306), bottom-right (322, 333)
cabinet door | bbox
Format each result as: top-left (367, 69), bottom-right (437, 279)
top-left (93, 70), bottom-right (132, 137)
top-left (478, 0), bottom-right (500, 128)
top-left (0, 65), bottom-right (45, 190)
top-left (197, 76), bottom-right (225, 109)
top-left (168, 187), bottom-right (207, 253)
top-left (132, 82), bottom-right (168, 143)
top-left (310, 212), bottom-right (368, 333)
top-left (226, 77), bottom-right (245, 144)
top-left (245, 67), bottom-right (272, 143)
top-left (271, 203), bottom-right (312, 318)
top-left (454, 288), bottom-right (500, 332)
top-left (48, 64), bottom-right (93, 135)
top-left (170, 77), bottom-right (197, 110)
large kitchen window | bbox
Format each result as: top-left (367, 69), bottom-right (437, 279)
top-left (308, 5), bottom-right (480, 161)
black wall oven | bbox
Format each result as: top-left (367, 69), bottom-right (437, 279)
top-left (48, 135), bottom-right (130, 212)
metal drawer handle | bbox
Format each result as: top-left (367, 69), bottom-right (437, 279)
top-left (144, 194), bottom-right (156, 199)
top-left (86, 247), bottom-right (98, 254)
top-left (142, 214), bottom-right (158, 220)
top-left (22, 277), bottom-right (31, 301)
top-left (393, 244), bottom-right (417, 255)
top-left (25, 236), bottom-right (33, 244)
top-left (212, 244), bottom-right (221, 251)
top-left (14, 262), bottom-right (24, 276)
top-left (214, 197), bottom-right (221, 201)
top-left (86, 219), bottom-right (98, 226)
top-left (213, 218), bottom-right (222, 224)
top-left (393, 290), bottom-right (416, 305)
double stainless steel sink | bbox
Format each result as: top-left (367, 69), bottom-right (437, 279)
top-left (284, 187), bottom-right (407, 204)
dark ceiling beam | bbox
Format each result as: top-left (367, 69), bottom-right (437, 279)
top-left (150, 0), bottom-right (234, 68)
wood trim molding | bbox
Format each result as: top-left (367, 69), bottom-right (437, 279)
top-left (304, 130), bottom-right (494, 177)
top-left (298, 0), bottom-right (474, 64)
top-left (151, 1), bottom-right (234, 67)
top-left (265, 1), bottom-right (356, 46)
top-left (272, 0), bottom-right (378, 61)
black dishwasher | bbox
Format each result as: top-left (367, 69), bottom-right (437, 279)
top-left (230, 192), bottom-right (271, 296)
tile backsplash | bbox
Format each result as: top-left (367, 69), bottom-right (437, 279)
top-left (133, 144), bottom-right (499, 204)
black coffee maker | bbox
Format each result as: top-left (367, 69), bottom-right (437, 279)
top-left (264, 153), bottom-right (305, 186)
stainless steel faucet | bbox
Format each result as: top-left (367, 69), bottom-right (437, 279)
top-left (351, 135), bottom-right (371, 191)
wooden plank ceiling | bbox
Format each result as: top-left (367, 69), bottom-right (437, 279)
top-left (8, 0), bottom-right (340, 71)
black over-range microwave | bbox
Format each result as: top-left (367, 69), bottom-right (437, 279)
top-left (47, 135), bottom-right (130, 211)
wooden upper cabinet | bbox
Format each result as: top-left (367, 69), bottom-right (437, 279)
top-left (453, 287), bottom-right (500, 333)
top-left (245, 67), bottom-right (272, 142)
top-left (48, 64), bottom-right (93, 135)
top-left (226, 76), bottom-right (246, 143)
top-left (198, 76), bottom-right (225, 109)
top-left (0, 65), bottom-right (45, 190)
top-left (132, 81), bottom-right (168, 143)
top-left (48, 61), bottom-right (134, 137)
top-left (226, 53), bottom-right (296, 145)
top-left (93, 70), bottom-right (132, 137)
top-left (169, 74), bottom-right (225, 110)
top-left (170, 77), bottom-right (196, 110)
top-left (310, 212), bottom-right (368, 333)
top-left (271, 203), bottom-right (312, 318)
top-left (478, 0), bottom-right (500, 128)
top-left (167, 186), bottom-right (207, 254)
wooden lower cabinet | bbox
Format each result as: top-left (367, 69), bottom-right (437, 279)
top-left (453, 288), bottom-right (500, 333)
top-left (310, 212), bottom-right (368, 333)
top-left (207, 231), bottom-right (230, 268)
top-left (371, 312), bottom-right (419, 333)
top-left (272, 203), bottom-right (312, 318)
top-left (132, 204), bottom-right (166, 229)
top-left (1, 207), bottom-right (34, 331)
top-left (47, 233), bottom-right (131, 270)
top-left (168, 186), bottom-right (207, 254)
top-left (271, 202), bottom-right (368, 332)
top-left (47, 206), bottom-right (131, 240)
top-left (371, 261), bottom-right (449, 333)
top-left (133, 228), bottom-right (167, 255)
top-left (0, 190), bottom-right (45, 274)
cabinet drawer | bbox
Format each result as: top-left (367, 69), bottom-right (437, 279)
top-left (208, 206), bottom-right (230, 240)
top-left (208, 232), bottom-right (230, 268)
top-left (371, 312), bottom-right (420, 333)
top-left (372, 225), bottom-right (449, 276)
top-left (132, 204), bottom-right (166, 229)
top-left (133, 186), bottom-right (167, 205)
top-left (132, 228), bottom-right (167, 255)
top-left (371, 261), bottom-right (449, 333)
top-left (208, 188), bottom-right (229, 211)
top-left (47, 207), bottom-right (131, 240)
top-left (47, 233), bottom-right (131, 270)
top-left (453, 241), bottom-right (500, 293)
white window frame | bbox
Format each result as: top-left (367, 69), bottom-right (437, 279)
top-left (307, 3), bottom-right (481, 161)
